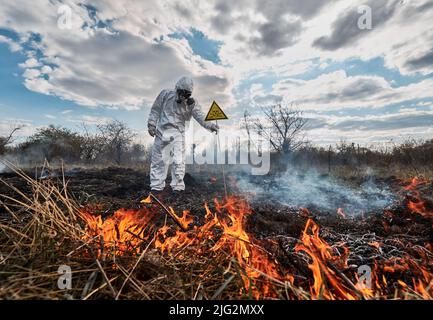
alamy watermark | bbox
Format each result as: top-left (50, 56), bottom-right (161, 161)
top-left (57, 5), bottom-right (73, 30)
top-left (57, 265), bottom-right (72, 290)
top-left (358, 5), bottom-right (373, 30)
top-left (57, 4), bottom-right (375, 32)
top-left (157, 125), bottom-right (271, 175)
top-left (357, 265), bottom-right (372, 290)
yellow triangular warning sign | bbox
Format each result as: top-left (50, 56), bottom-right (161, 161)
top-left (205, 101), bottom-right (228, 121)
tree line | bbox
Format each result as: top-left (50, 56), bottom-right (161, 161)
top-left (1, 104), bottom-right (432, 171)
top-left (243, 104), bottom-right (433, 172)
top-left (1, 120), bottom-right (149, 167)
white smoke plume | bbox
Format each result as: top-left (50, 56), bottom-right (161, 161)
top-left (236, 167), bottom-right (396, 215)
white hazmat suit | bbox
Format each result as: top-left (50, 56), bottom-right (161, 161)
top-left (147, 76), bottom-right (218, 191)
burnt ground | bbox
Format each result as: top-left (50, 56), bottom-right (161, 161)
top-left (1, 166), bottom-right (432, 244)
top-left (1, 166), bottom-right (433, 299)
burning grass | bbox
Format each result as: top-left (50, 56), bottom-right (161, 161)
top-left (0, 162), bottom-right (432, 300)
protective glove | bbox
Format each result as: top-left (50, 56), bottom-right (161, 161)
top-left (210, 123), bottom-right (219, 134)
top-left (148, 124), bottom-right (156, 137)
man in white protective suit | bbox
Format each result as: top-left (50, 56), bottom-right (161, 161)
top-left (147, 76), bottom-right (219, 194)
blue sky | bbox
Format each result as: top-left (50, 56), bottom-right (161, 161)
top-left (1, 0), bottom-right (433, 146)
top-left (169, 28), bottom-right (223, 64)
top-left (0, 41), bottom-right (146, 140)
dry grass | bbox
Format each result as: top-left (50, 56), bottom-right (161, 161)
top-left (0, 161), bottom-right (292, 300)
top-left (1, 160), bottom-right (432, 300)
top-left (325, 164), bottom-right (433, 181)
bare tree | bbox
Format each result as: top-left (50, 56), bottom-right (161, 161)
top-left (18, 125), bottom-right (83, 163)
top-left (0, 125), bottom-right (23, 155)
top-left (79, 123), bottom-right (106, 164)
top-left (97, 120), bottom-right (136, 165)
top-left (245, 104), bottom-right (307, 154)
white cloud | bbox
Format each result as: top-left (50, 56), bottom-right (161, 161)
top-left (1, 0), bottom-right (433, 144)
top-left (40, 65), bottom-right (53, 74)
top-left (0, 0), bottom-right (234, 111)
top-left (301, 108), bottom-right (433, 145)
top-left (0, 119), bottom-right (36, 141)
top-left (308, 0), bottom-right (433, 75)
top-left (67, 114), bottom-right (111, 125)
top-left (18, 58), bottom-right (40, 69)
top-left (22, 68), bottom-right (41, 79)
top-left (0, 35), bottom-right (21, 52)
top-left (2, 0), bottom-right (432, 108)
top-left (271, 71), bottom-right (433, 111)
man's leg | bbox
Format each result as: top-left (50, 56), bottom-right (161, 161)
top-left (170, 134), bottom-right (186, 191)
top-left (150, 135), bottom-right (170, 191)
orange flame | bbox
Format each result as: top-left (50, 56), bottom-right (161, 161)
top-left (295, 218), bottom-right (358, 300)
top-left (404, 177), bottom-right (433, 218)
top-left (80, 187), bottom-right (433, 300)
top-left (80, 207), bottom-right (155, 256)
top-left (81, 196), bottom-right (291, 298)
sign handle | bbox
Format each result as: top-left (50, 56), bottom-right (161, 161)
top-left (214, 120), bottom-right (228, 199)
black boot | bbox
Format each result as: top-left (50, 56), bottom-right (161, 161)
top-left (146, 189), bottom-right (170, 202)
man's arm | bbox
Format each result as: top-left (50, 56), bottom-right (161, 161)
top-left (148, 90), bottom-right (167, 129)
top-left (191, 102), bottom-right (218, 132)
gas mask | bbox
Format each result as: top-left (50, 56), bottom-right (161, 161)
top-left (176, 89), bottom-right (194, 105)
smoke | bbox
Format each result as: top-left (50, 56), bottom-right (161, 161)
top-left (236, 167), bottom-right (396, 215)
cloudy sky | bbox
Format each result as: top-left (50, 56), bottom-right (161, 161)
top-left (0, 0), bottom-right (433, 146)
